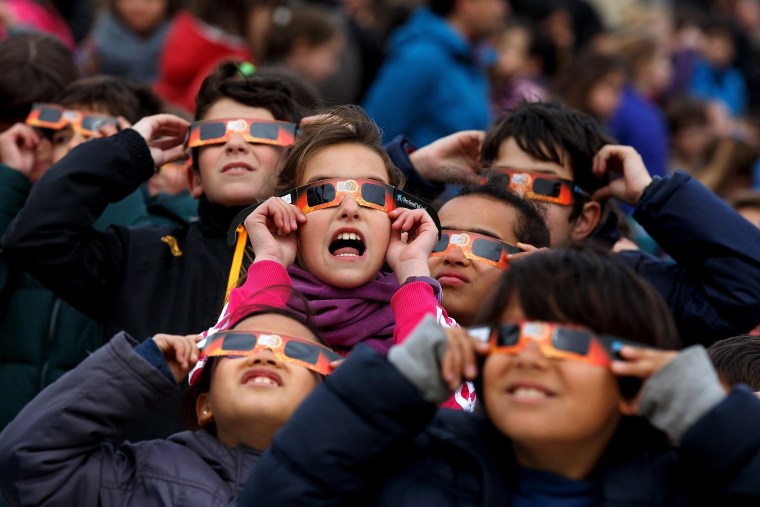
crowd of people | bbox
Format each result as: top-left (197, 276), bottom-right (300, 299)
top-left (0, 0), bottom-right (760, 505)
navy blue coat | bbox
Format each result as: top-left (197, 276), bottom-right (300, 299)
top-left (241, 347), bottom-right (760, 506)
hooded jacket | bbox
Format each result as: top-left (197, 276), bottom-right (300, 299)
top-left (362, 8), bottom-right (490, 146)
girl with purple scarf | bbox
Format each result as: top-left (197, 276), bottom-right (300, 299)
top-left (206, 105), bottom-right (454, 356)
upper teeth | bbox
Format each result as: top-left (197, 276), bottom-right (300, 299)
top-left (512, 387), bottom-right (548, 398)
top-left (336, 232), bottom-right (360, 241)
top-left (250, 376), bottom-right (277, 385)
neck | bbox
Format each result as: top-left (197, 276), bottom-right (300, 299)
top-left (216, 417), bottom-right (278, 451)
top-left (511, 426), bottom-right (617, 480)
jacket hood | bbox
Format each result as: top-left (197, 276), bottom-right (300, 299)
top-left (388, 8), bottom-right (474, 62)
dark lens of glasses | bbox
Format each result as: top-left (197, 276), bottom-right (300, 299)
top-left (553, 328), bottom-right (591, 354)
top-left (284, 340), bottom-right (320, 363)
top-left (490, 172), bottom-right (511, 187)
top-left (532, 178), bottom-right (562, 198)
top-left (221, 333), bottom-right (257, 350)
top-left (306, 184), bottom-right (337, 207)
top-left (81, 116), bottom-right (113, 132)
top-left (360, 183), bottom-right (387, 206)
top-left (497, 324), bottom-right (521, 346)
top-left (432, 234), bottom-right (450, 253)
top-left (38, 107), bottom-right (63, 122)
top-left (199, 122), bottom-right (227, 141)
top-left (250, 122), bottom-right (279, 140)
top-left (471, 238), bottom-right (503, 262)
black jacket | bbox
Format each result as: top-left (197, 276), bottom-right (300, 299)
top-left (242, 347), bottom-right (760, 506)
top-left (1, 129), bottom-right (243, 340)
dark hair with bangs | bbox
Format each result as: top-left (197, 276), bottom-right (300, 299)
top-left (481, 101), bottom-right (614, 221)
top-left (191, 61), bottom-right (303, 172)
top-left (451, 184), bottom-right (551, 248)
top-left (475, 243), bottom-right (681, 350)
top-left (274, 104), bottom-right (404, 194)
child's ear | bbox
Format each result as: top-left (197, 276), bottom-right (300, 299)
top-left (187, 168), bottom-right (204, 199)
top-left (569, 201), bottom-right (601, 241)
top-left (196, 393), bottom-right (214, 427)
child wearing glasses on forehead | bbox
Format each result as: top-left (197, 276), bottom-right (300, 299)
top-left (211, 104), bottom-right (455, 361)
top-left (242, 245), bottom-right (760, 506)
top-left (0, 289), bottom-right (340, 506)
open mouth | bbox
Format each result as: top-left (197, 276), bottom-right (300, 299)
top-left (329, 231), bottom-right (366, 258)
top-left (241, 369), bottom-right (282, 387)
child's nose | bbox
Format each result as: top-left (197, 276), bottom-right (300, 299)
top-left (338, 194), bottom-right (361, 219)
top-left (514, 341), bottom-right (549, 368)
top-left (248, 348), bottom-right (280, 366)
top-left (224, 132), bottom-right (250, 152)
top-left (443, 246), bottom-right (471, 267)
top-left (67, 132), bottom-right (88, 152)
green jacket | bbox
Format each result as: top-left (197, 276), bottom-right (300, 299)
top-left (0, 163), bottom-right (151, 431)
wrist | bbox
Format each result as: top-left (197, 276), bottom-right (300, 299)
top-left (636, 175), bottom-right (661, 205)
top-left (394, 262), bottom-right (432, 284)
top-left (253, 254), bottom-right (286, 266)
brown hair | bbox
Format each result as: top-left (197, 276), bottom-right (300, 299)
top-left (274, 104), bottom-right (404, 194)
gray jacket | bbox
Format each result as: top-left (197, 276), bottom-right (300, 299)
top-left (0, 333), bottom-right (261, 506)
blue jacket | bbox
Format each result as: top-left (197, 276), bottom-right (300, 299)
top-left (608, 86), bottom-right (669, 178)
top-left (689, 59), bottom-right (747, 117)
top-left (363, 8), bottom-right (491, 146)
top-left (241, 347), bottom-right (760, 506)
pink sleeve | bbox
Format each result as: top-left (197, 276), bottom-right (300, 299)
top-left (200, 260), bottom-right (292, 337)
top-left (391, 281), bottom-right (458, 344)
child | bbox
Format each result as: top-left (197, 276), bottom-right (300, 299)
top-left (428, 184), bottom-right (550, 327)
top-left (0, 297), bottom-right (340, 506)
top-left (83, 0), bottom-right (176, 84)
top-left (1, 62), bottom-right (301, 440)
top-left (489, 19), bottom-right (548, 118)
top-left (241, 245), bottom-right (760, 505)
top-left (213, 105), bottom-right (451, 357)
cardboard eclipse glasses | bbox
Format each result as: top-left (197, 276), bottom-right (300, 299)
top-left (198, 330), bottom-right (341, 378)
top-left (186, 118), bottom-right (297, 148)
top-left (227, 178), bottom-right (441, 246)
top-left (25, 103), bottom-right (118, 136)
top-left (482, 168), bottom-right (592, 206)
top-left (430, 230), bottom-right (521, 270)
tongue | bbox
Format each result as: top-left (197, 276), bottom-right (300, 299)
top-left (333, 246), bottom-right (361, 256)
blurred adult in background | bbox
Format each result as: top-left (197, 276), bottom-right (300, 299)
top-left (362, 0), bottom-right (507, 146)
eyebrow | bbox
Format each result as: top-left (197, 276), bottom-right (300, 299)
top-left (302, 176), bottom-right (390, 185)
top-left (443, 226), bottom-right (502, 240)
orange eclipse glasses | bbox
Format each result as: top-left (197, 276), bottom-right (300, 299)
top-left (482, 168), bottom-right (591, 206)
top-left (467, 321), bottom-right (633, 367)
top-left (227, 178), bottom-right (441, 245)
top-left (199, 330), bottom-right (342, 377)
top-left (186, 118), bottom-right (297, 148)
top-left (430, 229), bottom-right (521, 270)
top-left (25, 102), bottom-right (118, 136)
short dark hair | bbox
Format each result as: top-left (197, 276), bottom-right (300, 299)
top-left (707, 335), bottom-right (760, 390)
top-left (191, 60), bottom-right (303, 171)
top-left (54, 76), bottom-right (165, 123)
top-left (0, 33), bottom-right (79, 125)
top-left (552, 50), bottom-right (626, 118)
top-left (475, 243), bottom-right (681, 350)
top-left (481, 101), bottom-right (614, 221)
top-left (453, 184), bottom-right (551, 248)
top-left (274, 104), bottom-right (404, 194)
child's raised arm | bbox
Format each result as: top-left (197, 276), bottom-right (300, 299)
top-left (386, 207), bottom-right (439, 284)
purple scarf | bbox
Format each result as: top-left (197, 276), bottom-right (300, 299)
top-left (286, 263), bottom-right (399, 354)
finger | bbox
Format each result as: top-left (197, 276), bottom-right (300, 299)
top-left (591, 185), bottom-right (612, 202)
top-left (461, 337), bottom-right (478, 380)
top-left (329, 359), bottom-right (344, 371)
